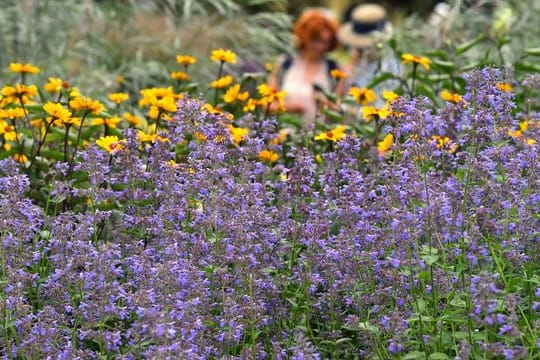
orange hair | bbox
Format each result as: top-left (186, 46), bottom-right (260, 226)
top-left (293, 9), bottom-right (339, 51)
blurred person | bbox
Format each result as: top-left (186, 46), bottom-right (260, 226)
top-left (338, 3), bottom-right (400, 105)
top-left (269, 8), bottom-right (344, 126)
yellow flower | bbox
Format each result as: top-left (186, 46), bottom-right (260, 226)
top-left (210, 75), bottom-right (234, 89)
top-left (108, 92), bottom-right (129, 104)
top-left (265, 62), bottom-right (274, 72)
top-left (116, 75), bottom-right (125, 84)
top-left (401, 53), bottom-right (431, 71)
top-left (0, 107), bottom-right (27, 120)
top-left (9, 62), bottom-right (39, 74)
top-left (91, 116), bottom-right (122, 128)
top-left (43, 102), bottom-right (72, 123)
top-left (330, 68), bottom-right (347, 80)
top-left (228, 124), bottom-right (249, 145)
top-left (44, 78), bottom-right (63, 93)
top-left (243, 98), bottom-right (258, 112)
top-left (223, 84), bottom-right (249, 103)
top-left (148, 96), bottom-right (177, 119)
top-left (349, 86), bottom-right (376, 105)
top-left (383, 90), bottom-right (399, 102)
top-left (377, 133), bottom-right (394, 155)
top-left (176, 54), bottom-right (197, 65)
top-left (361, 105), bottom-right (390, 123)
top-left (62, 117), bottom-right (81, 127)
top-left (271, 129), bottom-right (290, 145)
top-left (211, 48), bottom-right (237, 64)
top-left (257, 83), bottom-right (286, 111)
top-left (525, 138), bottom-right (536, 145)
top-left (258, 149), bottom-right (279, 163)
top-left (496, 82), bottom-right (513, 93)
top-left (314, 125), bottom-right (348, 142)
top-left (193, 131), bottom-right (207, 142)
top-left (1, 84), bottom-right (38, 103)
top-left (518, 120), bottom-right (528, 132)
top-left (69, 87), bottom-right (81, 98)
top-left (138, 87), bottom-right (177, 107)
top-left (440, 90), bottom-right (462, 103)
top-left (315, 154), bottom-right (323, 164)
top-left (171, 71), bottom-right (190, 82)
top-left (13, 153), bottom-right (28, 163)
top-left (96, 135), bottom-right (124, 154)
top-left (70, 96), bottom-right (105, 115)
top-left (137, 131), bottom-right (157, 143)
top-left (123, 112), bottom-right (144, 127)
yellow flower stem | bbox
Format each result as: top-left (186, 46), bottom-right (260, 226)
top-left (71, 110), bottom-right (90, 165)
top-left (213, 61), bottom-right (224, 105)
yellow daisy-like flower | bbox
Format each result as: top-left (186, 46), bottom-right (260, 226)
top-left (137, 131), bottom-right (157, 143)
top-left (228, 124), bottom-right (249, 145)
top-left (314, 125), bottom-right (348, 142)
top-left (176, 54), bottom-right (197, 65)
top-left (271, 129), bottom-right (290, 145)
top-left (209, 75), bottom-right (234, 89)
top-left (401, 53), bottom-right (431, 71)
top-left (1, 84), bottom-right (38, 103)
top-left (91, 116), bottom-right (122, 129)
top-left (377, 133), bottom-right (394, 155)
top-left (96, 135), bottom-right (124, 154)
top-left (9, 62), bottom-right (40, 74)
top-left (139, 87), bottom-right (177, 108)
top-left (70, 96), bottom-right (105, 115)
top-left (243, 98), bottom-right (258, 113)
top-left (496, 82), bottom-right (513, 93)
top-left (330, 68), bottom-right (347, 80)
top-left (69, 87), bottom-right (81, 98)
top-left (223, 84), bottom-right (249, 104)
top-left (518, 120), bottom-right (528, 132)
top-left (0, 107), bottom-right (27, 120)
top-left (383, 90), bottom-right (399, 102)
top-left (108, 92), bottom-right (130, 104)
top-left (171, 71), bottom-right (190, 82)
top-left (440, 90), bottom-right (462, 103)
top-left (13, 153), bottom-right (29, 163)
top-left (123, 112), bottom-right (144, 127)
top-left (211, 48), bottom-right (237, 64)
top-left (193, 131), bottom-right (207, 142)
top-left (349, 86), bottom-right (376, 106)
top-left (362, 105), bottom-right (390, 123)
top-left (265, 62), bottom-right (274, 72)
top-left (525, 138), bottom-right (536, 145)
top-left (43, 102), bottom-right (72, 123)
top-left (257, 83), bottom-right (286, 111)
top-left (258, 149), bottom-right (279, 163)
top-left (44, 78), bottom-right (63, 93)
top-left (148, 96), bottom-right (177, 118)
top-left (62, 117), bottom-right (81, 127)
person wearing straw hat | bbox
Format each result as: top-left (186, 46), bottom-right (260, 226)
top-left (338, 3), bottom-right (400, 104)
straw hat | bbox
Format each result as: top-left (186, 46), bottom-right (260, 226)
top-left (338, 3), bottom-right (393, 48)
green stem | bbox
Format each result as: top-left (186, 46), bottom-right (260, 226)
top-left (70, 110), bottom-right (90, 165)
top-left (213, 61), bottom-right (224, 105)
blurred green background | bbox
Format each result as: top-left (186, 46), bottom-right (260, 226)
top-left (2, 0), bottom-right (538, 95)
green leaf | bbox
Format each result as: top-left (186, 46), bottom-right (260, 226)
top-left (321, 108), bottom-right (344, 122)
top-left (39, 149), bottom-right (65, 161)
top-left (455, 34), bottom-right (485, 56)
top-left (431, 59), bottom-right (457, 73)
top-left (515, 62), bottom-right (540, 73)
top-left (422, 254), bottom-right (440, 266)
top-left (524, 47), bottom-right (540, 56)
top-left (403, 351), bottom-right (426, 359)
top-left (428, 352), bottom-right (450, 360)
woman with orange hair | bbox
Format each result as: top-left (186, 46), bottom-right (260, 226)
top-left (269, 8), bottom-right (343, 126)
